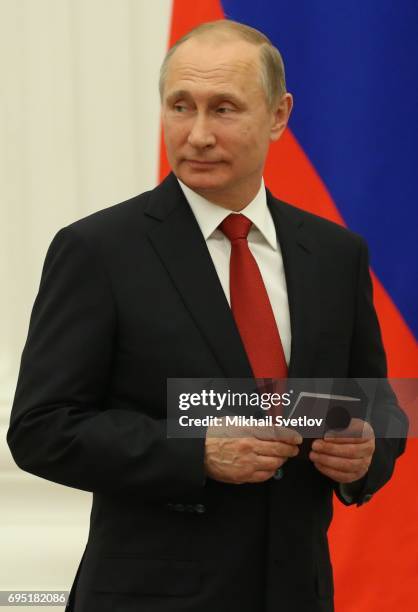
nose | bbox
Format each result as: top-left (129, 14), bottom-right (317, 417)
top-left (187, 113), bottom-right (216, 149)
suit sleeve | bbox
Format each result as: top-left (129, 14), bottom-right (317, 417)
top-left (334, 237), bottom-right (408, 507)
top-left (7, 226), bottom-right (206, 499)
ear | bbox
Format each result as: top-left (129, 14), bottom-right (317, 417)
top-left (270, 93), bottom-right (293, 142)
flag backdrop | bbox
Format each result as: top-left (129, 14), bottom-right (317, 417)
top-left (159, 2), bottom-right (418, 611)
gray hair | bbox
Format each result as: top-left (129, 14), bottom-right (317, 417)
top-left (159, 20), bottom-right (287, 110)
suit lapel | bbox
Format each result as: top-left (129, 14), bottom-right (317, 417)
top-left (144, 173), bottom-right (253, 378)
top-left (267, 191), bottom-right (320, 377)
top-left (144, 173), bottom-right (319, 378)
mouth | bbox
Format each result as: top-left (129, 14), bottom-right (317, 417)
top-left (184, 159), bottom-right (221, 168)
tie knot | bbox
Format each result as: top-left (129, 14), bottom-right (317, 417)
top-left (219, 214), bottom-right (252, 242)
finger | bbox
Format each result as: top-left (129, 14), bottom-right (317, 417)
top-left (230, 437), bottom-right (298, 460)
top-left (272, 427), bottom-right (303, 445)
top-left (254, 430), bottom-right (302, 446)
top-left (246, 470), bottom-right (277, 483)
top-left (251, 438), bottom-right (295, 455)
top-left (312, 462), bottom-right (361, 484)
top-left (244, 425), bottom-right (276, 440)
top-left (255, 441), bottom-right (299, 459)
top-left (322, 431), bottom-right (375, 444)
top-left (312, 440), bottom-right (374, 459)
top-left (309, 451), bottom-right (365, 474)
top-left (254, 455), bottom-right (284, 472)
top-left (323, 436), bottom-right (368, 443)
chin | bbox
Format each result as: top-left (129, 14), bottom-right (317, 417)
top-left (179, 171), bottom-right (227, 194)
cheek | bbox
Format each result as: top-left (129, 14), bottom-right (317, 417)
top-left (247, 129), bottom-right (271, 160)
top-left (163, 121), bottom-right (187, 145)
top-left (232, 130), bottom-right (265, 161)
top-left (235, 123), bottom-right (265, 148)
top-left (219, 129), bottom-right (253, 157)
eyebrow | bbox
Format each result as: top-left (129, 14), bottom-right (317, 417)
top-left (165, 89), bottom-right (244, 107)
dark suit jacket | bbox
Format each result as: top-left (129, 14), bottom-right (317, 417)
top-left (7, 172), bottom-right (407, 612)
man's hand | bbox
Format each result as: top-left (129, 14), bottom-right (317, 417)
top-left (204, 423), bottom-right (302, 484)
top-left (309, 418), bottom-right (375, 484)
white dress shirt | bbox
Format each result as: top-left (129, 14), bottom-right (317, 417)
top-left (178, 178), bottom-right (358, 502)
top-left (177, 177), bottom-right (291, 366)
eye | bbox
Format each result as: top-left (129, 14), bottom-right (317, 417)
top-left (173, 104), bottom-right (187, 113)
top-left (216, 106), bottom-right (234, 114)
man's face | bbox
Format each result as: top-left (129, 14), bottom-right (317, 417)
top-left (161, 37), bottom-right (292, 208)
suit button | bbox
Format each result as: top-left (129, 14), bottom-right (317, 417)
top-left (185, 504), bottom-right (195, 513)
top-left (273, 468), bottom-right (284, 480)
top-left (173, 503), bottom-right (185, 512)
top-left (194, 504), bottom-right (206, 514)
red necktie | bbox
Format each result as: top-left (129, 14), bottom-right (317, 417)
top-left (219, 214), bottom-right (288, 380)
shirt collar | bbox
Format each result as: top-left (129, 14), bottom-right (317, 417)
top-left (177, 177), bottom-right (277, 251)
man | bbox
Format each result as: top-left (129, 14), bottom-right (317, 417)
top-left (7, 20), bottom-right (407, 612)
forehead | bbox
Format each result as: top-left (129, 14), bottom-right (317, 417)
top-left (164, 37), bottom-right (263, 97)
